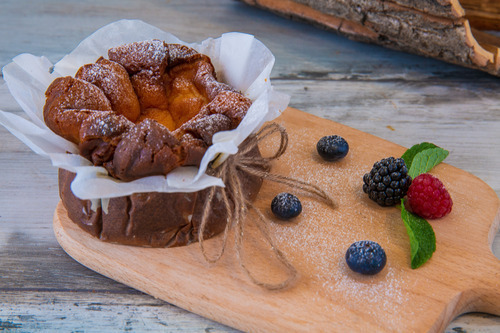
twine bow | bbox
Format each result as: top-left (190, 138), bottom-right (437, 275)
top-left (198, 123), bottom-right (335, 290)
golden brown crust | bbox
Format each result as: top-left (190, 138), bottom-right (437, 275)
top-left (76, 57), bottom-right (141, 122)
top-left (108, 39), bottom-right (168, 74)
top-left (43, 76), bottom-right (119, 144)
top-left (43, 40), bottom-right (252, 181)
top-left (130, 69), bottom-right (170, 113)
top-left (165, 58), bottom-right (212, 128)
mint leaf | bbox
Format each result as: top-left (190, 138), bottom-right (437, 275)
top-left (408, 147), bottom-right (449, 179)
top-left (401, 142), bottom-right (438, 169)
top-left (401, 200), bottom-right (436, 269)
top-left (398, 142), bottom-right (446, 269)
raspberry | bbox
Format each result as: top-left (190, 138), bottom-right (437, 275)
top-left (406, 173), bottom-right (453, 219)
top-left (362, 157), bottom-right (412, 206)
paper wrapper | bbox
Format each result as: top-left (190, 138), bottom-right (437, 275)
top-left (0, 19), bottom-right (289, 203)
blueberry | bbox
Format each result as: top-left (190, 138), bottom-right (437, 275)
top-left (271, 192), bottom-right (302, 220)
top-left (316, 135), bottom-right (349, 161)
top-left (345, 240), bottom-right (387, 275)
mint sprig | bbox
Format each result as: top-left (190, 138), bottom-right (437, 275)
top-left (401, 142), bottom-right (437, 169)
top-left (408, 147), bottom-right (449, 179)
top-left (399, 141), bottom-right (448, 269)
top-left (401, 200), bottom-right (436, 269)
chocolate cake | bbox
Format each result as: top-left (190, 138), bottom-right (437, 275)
top-left (44, 40), bottom-right (264, 247)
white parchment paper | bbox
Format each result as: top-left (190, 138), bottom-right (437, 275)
top-left (0, 19), bottom-right (289, 201)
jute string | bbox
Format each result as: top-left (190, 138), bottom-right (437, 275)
top-left (198, 123), bottom-right (335, 290)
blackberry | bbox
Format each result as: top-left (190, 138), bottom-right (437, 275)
top-left (362, 157), bottom-right (411, 207)
top-left (271, 192), bottom-right (302, 220)
top-left (345, 240), bottom-right (387, 275)
top-left (316, 135), bottom-right (349, 161)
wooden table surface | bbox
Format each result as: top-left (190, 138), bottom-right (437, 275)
top-left (1, 0), bottom-right (499, 332)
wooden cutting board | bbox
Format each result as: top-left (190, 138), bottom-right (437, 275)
top-left (53, 107), bottom-right (500, 332)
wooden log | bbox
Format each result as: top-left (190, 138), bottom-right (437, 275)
top-left (240, 0), bottom-right (500, 77)
top-left (461, 0), bottom-right (500, 30)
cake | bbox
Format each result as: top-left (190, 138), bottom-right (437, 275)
top-left (44, 40), bottom-right (264, 247)
top-left (44, 40), bottom-right (252, 181)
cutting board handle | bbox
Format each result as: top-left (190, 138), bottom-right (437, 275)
top-left (474, 251), bottom-right (500, 315)
top-left (463, 211), bottom-right (500, 316)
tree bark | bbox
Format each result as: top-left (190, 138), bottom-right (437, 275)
top-left (240, 0), bottom-right (500, 77)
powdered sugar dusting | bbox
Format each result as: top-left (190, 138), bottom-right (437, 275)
top-left (143, 40), bottom-right (167, 64)
top-left (262, 126), bottom-right (414, 329)
top-left (79, 63), bottom-right (121, 97)
top-left (61, 78), bottom-right (111, 111)
top-left (84, 111), bottom-right (132, 138)
top-left (109, 40), bottom-right (167, 73)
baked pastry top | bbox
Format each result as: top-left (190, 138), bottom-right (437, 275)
top-left (43, 40), bottom-right (252, 181)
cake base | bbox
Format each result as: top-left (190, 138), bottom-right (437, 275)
top-left (58, 144), bottom-right (264, 248)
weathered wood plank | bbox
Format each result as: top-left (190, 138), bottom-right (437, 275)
top-left (0, 292), bottom-right (235, 332)
top-left (2, 0), bottom-right (494, 79)
top-left (1, 291), bottom-right (500, 332)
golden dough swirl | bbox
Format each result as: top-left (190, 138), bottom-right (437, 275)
top-left (43, 40), bottom-right (252, 181)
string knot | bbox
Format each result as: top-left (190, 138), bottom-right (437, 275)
top-left (198, 123), bottom-right (335, 290)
